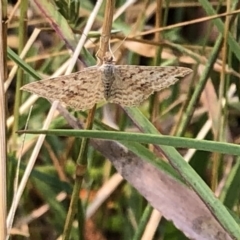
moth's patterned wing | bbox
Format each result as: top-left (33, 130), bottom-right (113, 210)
top-left (108, 65), bottom-right (192, 106)
top-left (21, 67), bottom-right (105, 110)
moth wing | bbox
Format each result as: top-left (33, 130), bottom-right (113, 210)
top-left (21, 67), bottom-right (105, 111)
top-left (108, 65), bottom-right (192, 106)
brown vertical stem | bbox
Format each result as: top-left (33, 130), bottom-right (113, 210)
top-left (150, 0), bottom-right (163, 123)
top-left (97, 0), bottom-right (116, 63)
top-left (62, 1), bottom-right (116, 239)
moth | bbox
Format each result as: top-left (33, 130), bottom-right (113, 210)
top-left (21, 54), bottom-right (192, 110)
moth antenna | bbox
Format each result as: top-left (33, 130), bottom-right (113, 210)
top-left (97, 34), bottom-right (128, 64)
top-left (111, 34), bottom-right (127, 54)
top-left (108, 40), bottom-right (116, 61)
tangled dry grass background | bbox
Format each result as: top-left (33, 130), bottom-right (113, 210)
top-left (1, 0), bottom-right (240, 240)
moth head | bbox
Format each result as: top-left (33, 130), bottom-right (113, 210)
top-left (103, 51), bottom-right (116, 64)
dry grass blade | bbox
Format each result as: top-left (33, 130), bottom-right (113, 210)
top-left (0, 1), bottom-right (7, 240)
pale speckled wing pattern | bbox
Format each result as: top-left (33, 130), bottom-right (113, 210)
top-left (21, 61), bottom-right (192, 110)
top-left (21, 67), bottom-right (104, 110)
top-left (106, 65), bottom-right (192, 106)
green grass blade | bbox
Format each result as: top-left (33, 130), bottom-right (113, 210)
top-left (21, 129), bottom-right (240, 156)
